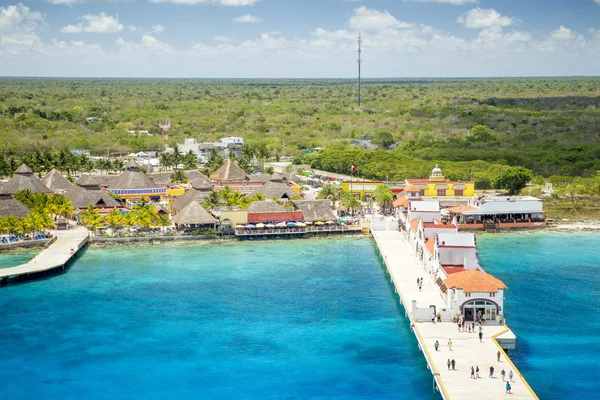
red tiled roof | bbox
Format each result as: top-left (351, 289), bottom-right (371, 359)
top-left (425, 238), bottom-right (435, 255)
top-left (410, 218), bottom-right (420, 232)
top-left (247, 211), bottom-right (303, 223)
top-left (404, 185), bottom-right (421, 193)
top-left (423, 222), bottom-right (456, 229)
top-left (444, 269), bottom-right (507, 292)
top-left (393, 196), bottom-right (409, 208)
top-left (443, 266), bottom-right (466, 275)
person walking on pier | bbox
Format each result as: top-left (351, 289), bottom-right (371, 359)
top-left (501, 369), bottom-right (506, 381)
top-left (434, 340), bottom-right (439, 351)
top-left (470, 366), bottom-right (475, 379)
top-left (447, 338), bottom-right (452, 351)
top-left (451, 359), bottom-right (456, 370)
top-left (497, 350), bottom-right (501, 362)
top-left (479, 325), bottom-right (483, 342)
top-left (447, 359), bottom-right (451, 370)
top-left (509, 370), bottom-right (514, 381)
top-left (506, 381), bottom-right (512, 394)
top-left (476, 366), bottom-right (480, 378)
top-left (489, 366), bottom-right (494, 378)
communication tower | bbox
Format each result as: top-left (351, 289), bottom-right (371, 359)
top-left (159, 120), bottom-right (171, 148)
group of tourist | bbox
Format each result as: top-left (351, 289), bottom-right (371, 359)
top-left (437, 337), bottom-right (515, 394)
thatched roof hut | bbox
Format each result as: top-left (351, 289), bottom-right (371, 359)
top-left (0, 194), bottom-right (30, 218)
top-left (252, 181), bottom-right (299, 200)
top-left (172, 202), bottom-right (217, 228)
top-left (41, 169), bottom-right (73, 194)
top-left (170, 188), bottom-right (212, 214)
top-left (148, 172), bottom-right (172, 186)
top-left (209, 160), bottom-right (249, 182)
top-left (110, 162), bottom-right (158, 190)
top-left (246, 200), bottom-right (289, 214)
top-left (0, 164), bottom-right (53, 195)
top-left (65, 185), bottom-right (120, 209)
top-left (76, 174), bottom-right (116, 188)
top-left (292, 200), bottom-right (336, 222)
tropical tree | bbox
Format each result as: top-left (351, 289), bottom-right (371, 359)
top-left (172, 145), bottom-right (183, 171)
top-left (202, 191), bottom-right (222, 209)
top-left (105, 209), bottom-right (124, 237)
top-left (204, 150), bottom-right (224, 175)
top-left (492, 166), bottom-right (534, 195)
top-left (183, 151), bottom-right (198, 170)
top-left (131, 200), bottom-right (158, 231)
top-left (317, 184), bottom-right (341, 209)
top-left (170, 169), bottom-right (188, 184)
top-left (372, 185), bottom-right (394, 213)
top-left (155, 213), bottom-right (171, 233)
top-left (340, 193), bottom-right (362, 216)
top-left (0, 215), bottom-right (24, 236)
top-left (159, 152), bottom-right (173, 171)
top-left (81, 204), bottom-right (104, 235)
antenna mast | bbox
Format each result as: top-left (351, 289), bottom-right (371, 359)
top-left (357, 33), bottom-right (362, 107)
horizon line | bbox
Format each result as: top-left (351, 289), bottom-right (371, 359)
top-left (1, 75), bottom-right (600, 80)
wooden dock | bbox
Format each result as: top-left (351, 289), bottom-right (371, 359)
top-left (0, 226), bottom-right (89, 284)
top-left (370, 217), bottom-right (538, 400)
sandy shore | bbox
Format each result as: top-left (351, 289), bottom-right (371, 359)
top-left (547, 221), bottom-right (600, 231)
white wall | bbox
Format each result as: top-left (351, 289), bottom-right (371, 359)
top-left (437, 247), bottom-right (477, 266)
top-left (408, 210), bottom-right (441, 223)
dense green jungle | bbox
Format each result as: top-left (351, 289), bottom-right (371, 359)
top-left (1, 77), bottom-right (599, 186)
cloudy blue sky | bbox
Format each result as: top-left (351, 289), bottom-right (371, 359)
top-left (1, 0), bottom-right (599, 77)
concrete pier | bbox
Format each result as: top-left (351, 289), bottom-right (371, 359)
top-left (0, 226), bottom-right (88, 283)
top-left (370, 218), bottom-right (538, 400)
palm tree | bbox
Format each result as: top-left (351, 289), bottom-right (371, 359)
top-left (131, 200), bottom-right (158, 231)
top-left (340, 193), bottom-right (361, 216)
top-left (159, 152), bottom-right (172, 172)
top-left (372, 185), bottom-right (394, 214)
top-left (202, 191), bottom-right (222, 210)
top-left (81, 204), bottom-right (104, 236)
top-left (105, 209), bottom-right (124, 237)
top-left (317, 184), bottom-right (341, 210)
top-left (172, 145), bottom-right (183, 171)
top-left (155, 213), bottom-right (171, 234)
top-left (170, 169), bottom-right (188, 184)
top-left (183, 151), bottom-right (198, 170)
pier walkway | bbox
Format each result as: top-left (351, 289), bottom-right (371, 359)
top-left (370, 217), bottom-right (538, 400)
top-left (0, 226), bottom-right (88, 283)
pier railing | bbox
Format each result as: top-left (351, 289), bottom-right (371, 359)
top-left (235, 225), bottom-right (362, 236)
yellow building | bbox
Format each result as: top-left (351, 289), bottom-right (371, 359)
top-left (340, 181), bottom-right (384, 201)
top-left (405, 165), bottom-right (474, 198)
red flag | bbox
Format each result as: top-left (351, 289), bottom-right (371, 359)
top-left (351, 165), bottom-right (357, 174)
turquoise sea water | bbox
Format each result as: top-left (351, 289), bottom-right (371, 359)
top-left (478, 232), bottom-right (600, 399)
top-left (0, 251), bottom-right (37, 269)
top-left (0, 237), bottom-right (432, 399)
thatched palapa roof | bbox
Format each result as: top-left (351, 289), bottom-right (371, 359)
top-left (292, 200), bottom-right (336, 222)
top-left (171, 188), bottom-right (212, 214)
top-left (172, 202), bottom-right (217, 226)
top-left (41, 169), bottom-right (73, 194)
top-left (0, 164), bottom-right (53, 195)
top-left (0, 194), bottom-right (30, 218)
top-left (76, 174), bottom-right (116, 187)
top-left (209, 160), bottom-right (249, 182)
top-left (246, 200), bottom-right (289, 214)
top-left (252, 181), bottom-right (298, 200)
top-left (65, 185), bottom-right (120, 209)
top-left (148, 172), bottom-right (172, 186)
top-left (110, 163), bottom-right (158, 190)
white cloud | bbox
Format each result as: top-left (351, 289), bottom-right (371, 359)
top-left (233, 14), bottom-right (262, 23)
top-left (61, 13), bottom-right (124, 33)
top-left (218, 0), bottom-right (259, 5)
top-left (349, 6), bottom-right (413, 30)
top-left (152, 24), bottom-right (164, 34)
top-left (0, 4), bottom-right (43, 32)
top-left (595, 0), bottom-right (600, 4)
top-left (115, 34), bottom-right (171, 55)
top-left (551, 26), bottom-right (574, 40)
top-left (408, 0), bottom-right (478, 4)
top-left (214, 35), bottom-right (233, 41)
top-left (128, 25), bottom-right (137, 32)
top-left (149, 0), bottom-right (259, 4)
top-left (457, 8), bottom-right (514, 29)
top-left (49, 0), bottom-right (133, 3)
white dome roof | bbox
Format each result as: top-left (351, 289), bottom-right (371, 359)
top-left (432, 164), bottom-right (442, 175)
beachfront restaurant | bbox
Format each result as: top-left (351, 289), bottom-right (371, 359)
top-left (450, 195), bottom-right (546, 229)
